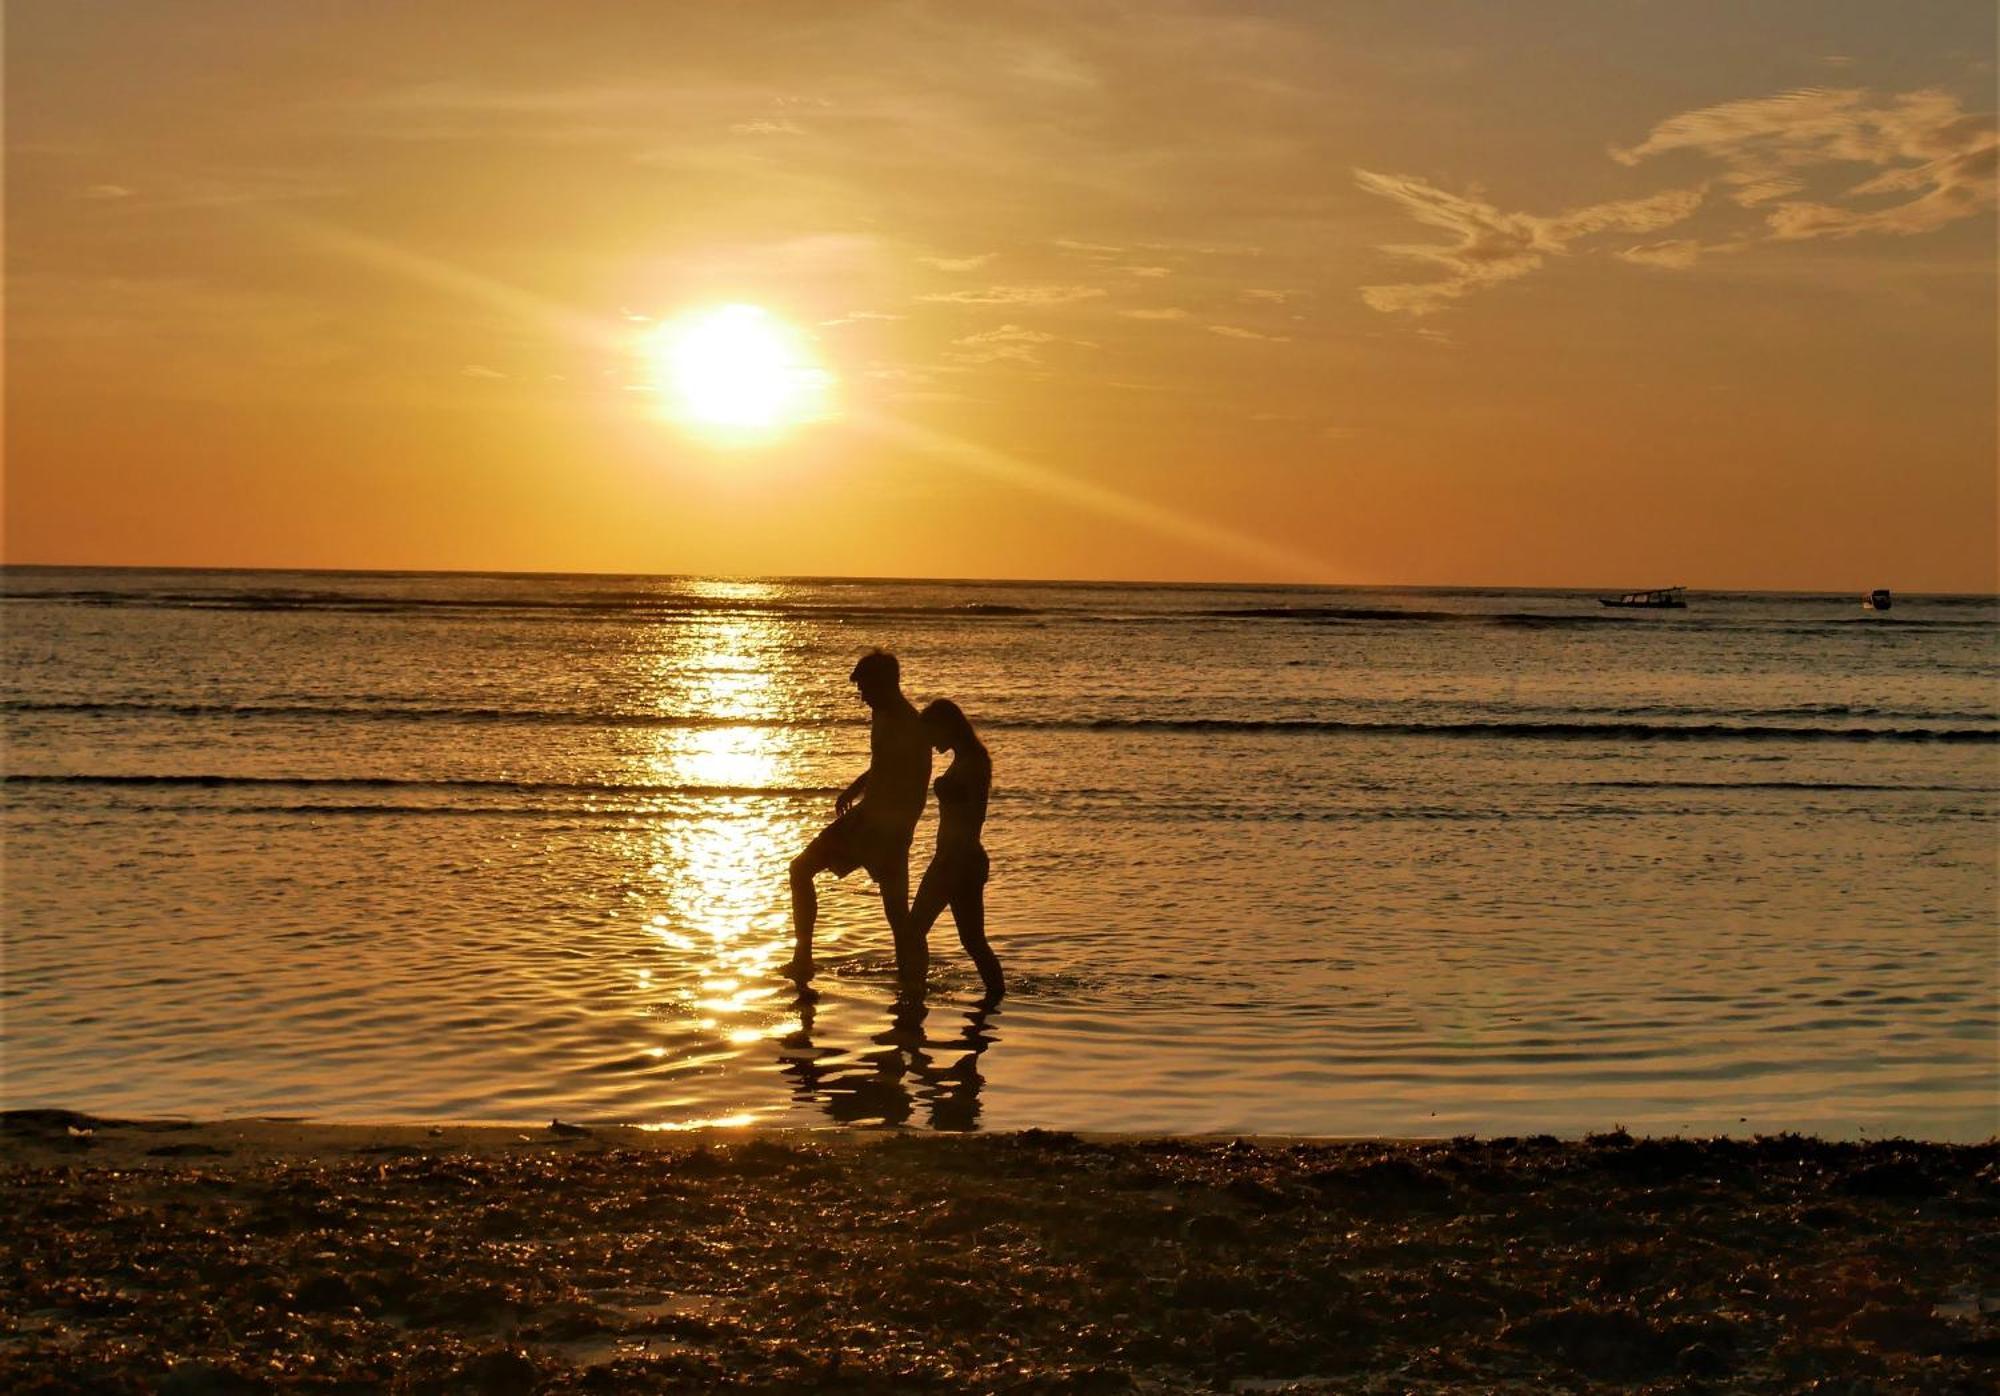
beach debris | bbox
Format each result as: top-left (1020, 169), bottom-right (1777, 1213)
top-left (290, 1270), bottom-right (358, 1313)
top-left (1934, 1289), bottom-right (2000, 1320)
top-left (1500, 1302), bottom-right (1683, 1380)
top-left (1, 1131), bottom-right (1993, 1391)
top-left (1184, 1211), bottom-right (1246, 1246)
top-left (2, 1108), bottom-right (104, 1132)
top-left (1842, 1154), bottom-right (1944, 1199)
top-left (157, 1358), bottom-right (266, 1395)
top-left (452, 1345), bottom-right (545, 1395)
top-left (1677, 1340), bottom-right (1733, 1377)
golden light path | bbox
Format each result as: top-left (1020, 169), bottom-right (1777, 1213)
top-left (624, 607), bottom-right (806, 1127)
top-left (276, 213), bottom-right (1334, 582)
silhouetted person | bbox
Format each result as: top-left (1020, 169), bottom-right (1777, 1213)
top-left (908, 698), bottom-right (1004, 999)
top-left (787, 650), bottom-right (931, 988)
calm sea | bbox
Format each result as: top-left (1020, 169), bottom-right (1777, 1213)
top-left (3, 569), bottom-right (1995, 1138)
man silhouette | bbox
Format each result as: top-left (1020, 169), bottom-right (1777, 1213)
top-left (787, 650), bottom-right (932, 990)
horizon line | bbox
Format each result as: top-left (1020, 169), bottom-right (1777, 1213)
top-left (1, 559), bottom-right (1992, 599)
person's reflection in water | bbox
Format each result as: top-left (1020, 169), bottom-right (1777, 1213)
top-left (917, 999), bottom-right (996, 1131)
top-left (776, 987), bottom-right (999, 1130)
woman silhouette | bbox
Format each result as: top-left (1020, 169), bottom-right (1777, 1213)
top-left (908, 699), bottom-right (1004, 1000)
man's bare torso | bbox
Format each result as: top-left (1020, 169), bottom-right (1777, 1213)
top-left (861, 698), bottom-right (931, 830)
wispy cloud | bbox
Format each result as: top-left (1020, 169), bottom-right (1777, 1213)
top-left (1615, 238), bottom-right (1709, 270)
top-left (1122, 265), bottom-right (1172, 278)
top-left (1120, 307), bottom-right (1190, 321)
top-left (1242, 288), bottom-right (1301, 303)
top-left (919, 253), bottom-right (995, 272)
top-left (864, 364), bottom-right (946, 385)
top-left (918, 284), bottom-right (1108, 306)
top-left (1053, 238), bottom-right (1125, 257)
top-left (819, 310), bottom-right (906, 327)
top-left (1613, 87), bottom-right (1997, 242)
top-left (1208, 324), bottom-right (1291, 342)
top-left (947, 323), bottom-right (1097, 366)
top-left (1131, 239), bottom-right (1265, 258)
top-left (350, 81), bottom-right (659, 115)
top-left (1355, 170), bottom-right (1703, 315)
top-left (1357, 85), bottom-right (1993, 314)
top-left (729, 119), bottom-right (804, 136)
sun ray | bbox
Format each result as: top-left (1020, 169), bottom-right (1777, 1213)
top-left (273, 211), bottom-right (1331, 578)
top-left (850, 409), bottom-right (1334, 583)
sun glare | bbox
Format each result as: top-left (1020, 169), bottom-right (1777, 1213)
top-left (647, 304), bottom-right (833, 441)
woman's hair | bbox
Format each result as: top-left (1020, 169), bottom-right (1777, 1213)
top-left (920, 698), bottom-right (982, 753)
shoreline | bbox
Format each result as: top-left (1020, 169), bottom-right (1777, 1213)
top-left (8, 1110), bottom-right (1990, 1165)
top-left (6, 1111), bottom-right (1994, 1392)
top-left (0, 1111), bottom-right (1487, 1168)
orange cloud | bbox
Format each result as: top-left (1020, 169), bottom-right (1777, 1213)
top-left (1355, 171), bottom-right (1703, 314)
top-left (917, 285), bottom-right (1108, 306)
top-left (1613, 87), bottom-right (1997, 241)
top-left (947, 323), bottom-right (1096, 365)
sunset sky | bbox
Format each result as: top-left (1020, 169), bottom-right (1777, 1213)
top-left (6, 1), bottom-right (1995, 589)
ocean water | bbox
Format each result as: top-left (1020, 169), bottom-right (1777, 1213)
top-left (3, 569), bottom-right (1995, 1139)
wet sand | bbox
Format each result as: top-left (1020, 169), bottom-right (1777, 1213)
top-left (3, 1111), bottom-right (1994, 1393)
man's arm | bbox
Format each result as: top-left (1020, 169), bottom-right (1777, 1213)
top-left (834, 770), bottom-right (870, 817)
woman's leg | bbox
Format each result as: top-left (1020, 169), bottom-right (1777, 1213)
top-left (901, 857), bottom-right (954, 996)
top-left (910, 858), bottom-right (953, 935)
top-left (950, 878), bottom-right (1004, 1000)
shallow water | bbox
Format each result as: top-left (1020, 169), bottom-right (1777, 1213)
top-left (4, 570), bottom-right (1995, 1137)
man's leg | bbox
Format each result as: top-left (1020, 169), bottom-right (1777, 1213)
top-left (788, 845), bottom-right (833, 978)
top-left (878, 860), bottom-right (925, 995)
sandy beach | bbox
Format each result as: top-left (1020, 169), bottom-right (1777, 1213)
top-left (3, 1111), bottom-right (1994, 1393)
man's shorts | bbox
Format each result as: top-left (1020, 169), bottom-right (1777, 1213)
top-left (804, 808), bottom-right (914, 881)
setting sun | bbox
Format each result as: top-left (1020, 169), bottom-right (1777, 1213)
top-left (646, 304), bottom-right (833, 441)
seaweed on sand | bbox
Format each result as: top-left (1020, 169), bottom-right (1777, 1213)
top-left (1, 1120), bottom-right (1995, 1393)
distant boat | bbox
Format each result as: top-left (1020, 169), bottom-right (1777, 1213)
top-left (1863, 588), bottom-right (1892, 611)
top-left (1600, 586), bottom-right (1687, 609)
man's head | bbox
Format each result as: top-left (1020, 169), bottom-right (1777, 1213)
top-left (849, 649), bottom-right (901, 707)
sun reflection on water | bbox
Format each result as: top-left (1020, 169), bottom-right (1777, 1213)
top-left (619, 611), bottom-right (814, 1124)
top-left (638, 1112), bottom-right (761, 1133)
